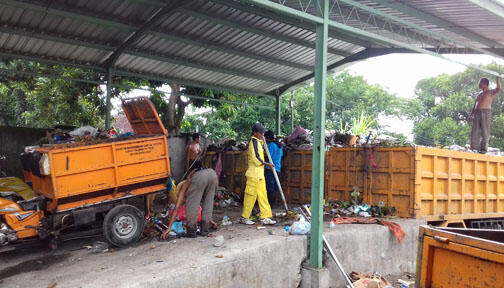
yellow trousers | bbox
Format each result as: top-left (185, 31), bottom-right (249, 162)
top-left (241, 176), bottom-right (272, 219)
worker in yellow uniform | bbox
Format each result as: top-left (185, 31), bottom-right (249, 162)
top-left (240, 123), bottom-right (277, 225)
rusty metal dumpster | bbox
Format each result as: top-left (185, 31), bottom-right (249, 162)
top-left (416, 225), bottom-right (504, 287)
top-left (326, 147), bottom-right (504, 223)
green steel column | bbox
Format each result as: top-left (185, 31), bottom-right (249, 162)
top-left (310, 0), bottom-right (328, 268)
top-left (105, 67), bottom-right (113, 130)
top-left (275, 93), bottom-right (281, 135)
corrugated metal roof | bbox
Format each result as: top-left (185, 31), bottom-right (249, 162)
top-left (0, 0), bottom-right (503, 96)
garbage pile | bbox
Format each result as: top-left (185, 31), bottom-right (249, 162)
top-left (447, 144), bottom-right (502, 156)
top-left (36, 125), bottom-right (135, 146)
top-left (206, 139), bottom-right (248, 152)
top-left (214, 186), bottom-right (241, 208)
top-left (285, 126), bottom-right (313, 151)
top-left (324, 187), bottom-right (397, 218)
top-left (350, 272), bottom-right (392, 288)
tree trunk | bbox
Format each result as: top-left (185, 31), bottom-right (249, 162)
top-left (165, 84), bottom-right (193, 136)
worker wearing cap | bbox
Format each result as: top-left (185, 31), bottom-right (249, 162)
top-left (240, 123), bottom-right (277, 225)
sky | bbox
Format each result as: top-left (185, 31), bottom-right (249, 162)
top-left (344, 54), bottom-right (504, 140)
top-left (115, 53), bottom-right (504, 140)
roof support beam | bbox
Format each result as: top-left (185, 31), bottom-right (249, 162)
top-left (0, 49), bottom-right (275, 99)
top-left (310, 0), bottom-right (328, 270)
top-left (126, 49), bottom-right (290, 84)
top-left (0, 25), bottom-right (115, 51)
top-left (271, 48), bottom-right (393, 95)
top-left (211, 0), bottom-right (375, 48)
top-left (104, 0), bottom-right (190, 68)
top-left (111, 83), bottom-right (275, 111)
top-left (2, 0), bottom-right (313, 72)
top-left (181, 8), bottom-right (352, 56)
top-left (113, 70), bottom-right (275, 99)
top-left (338, 0), bottom-right (504, 60)
top-left (246, 0), bottom-right (504, 78)
top-left (150, 32), bottom-right (313, 71)
top-left (371, 0), bottom-right (502, 48)
top-left (1, 0), bottom-right (134, 30)
top-left (0, 50), bottom-right (106, 72)
top-left (0, 27), bottom-right (288, 84)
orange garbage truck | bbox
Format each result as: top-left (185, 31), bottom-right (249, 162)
top-left (0, 97), bottom-right (170, 251)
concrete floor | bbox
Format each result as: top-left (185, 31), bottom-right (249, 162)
top-left (0, 208), bottom-right (423, 288)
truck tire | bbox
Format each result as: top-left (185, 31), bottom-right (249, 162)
top-left (103, 204), bottom-right (144, 247)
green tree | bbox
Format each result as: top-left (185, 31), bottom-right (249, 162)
top-left (288, 71), bottom-right (404, 132)
top-left (181, 71), bottom-right (404, 140)
top-left (0, 60), bottom-right (106, 128)
top-left (407, 63), bottom-right (504, 149)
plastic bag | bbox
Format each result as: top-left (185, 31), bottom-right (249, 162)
top-left (69, 126), bottom-right (98, 137)
top-left (170, 221), bottom-right (184, 234)
top-left (289, 218), bottom-right (311, 235)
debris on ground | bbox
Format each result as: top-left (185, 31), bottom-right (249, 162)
top-left (215, 187), bottom-right (241, 208)
top-left (331, 217), bottom-right (405, 242)
top-left (215, 254), bottom-right (224, 258)
top-left (88, 241), bottom-right (109, 253)
top-left (46, 280), bottom-right (58, 288)
top-left (221, 215), bottom-right (232, 226)
top-left (213, 235), bottom-right (225, 247)
top-left (397, 279), bottom-right (414, 287)
top-left (350, 271), bottom-right (392, 288)
top-left (289, 217), bottom-right (311, 235)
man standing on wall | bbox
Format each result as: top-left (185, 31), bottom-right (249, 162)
top-left (186, 132), bottom-right (202, 172)
top-left (264, 130), bottom-right (283, 208)
top-left (468, 77), bottom-right (501, 153)
top-left (240, 123), bottom-right (277, 225)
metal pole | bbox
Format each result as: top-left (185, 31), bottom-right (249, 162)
top-left (262, 136), bottom-right (289, 212)
top-left (310, 0), bottom-right (328, 269)
top-left (290, 91), bottom-right (294, 133)
top-left (302, 205), bottom-right (354, 288)
top-left (105, 67), bottom-right (113, 130)
top-left (275, 93), bottom-right (281, 135)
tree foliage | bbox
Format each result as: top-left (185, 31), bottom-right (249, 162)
top-left (181, 71), bottom-right (404, 140)
top-left (406, 63), bottom-right (504, 149)
top-left (0, 60), bottom-right (105, 128)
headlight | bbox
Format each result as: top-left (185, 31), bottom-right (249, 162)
top-left (39, 154), bottom-right (51, 175)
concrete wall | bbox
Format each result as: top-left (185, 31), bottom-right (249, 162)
top-left (167, 134), bottom-right (211, 183)
top-left (325, 218), bottom-right (425, 287)
top-left (0, 126), bottom-right (49, 178)
top-left (167, 136), bottom-right (188, 183)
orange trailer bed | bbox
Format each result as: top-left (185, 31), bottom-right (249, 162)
top-left (29, 97), bottom-right (170, 213)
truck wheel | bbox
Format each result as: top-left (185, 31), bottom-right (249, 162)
top-left (103, 204), bottom-right (144, 247)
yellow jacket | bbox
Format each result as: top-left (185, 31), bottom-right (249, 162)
top-left (245, 136), bottom-right (266, 179)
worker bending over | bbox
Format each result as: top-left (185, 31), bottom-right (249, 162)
top-left (468, 77), bottom-right (501, 153)
top-left (264, 130), bottom-right (283, 208)
top-left (162, 168), bottom-right (218, 239)
top-left (240, 123), bottom-right (276, 225)
top-left (186, 133), bottom-right (202, 172)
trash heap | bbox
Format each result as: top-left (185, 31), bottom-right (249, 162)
top-left (447, 144), bottom-right (502, 156)
top-left (35, 125), bottom-right (135, 146)
top-left (214, 186), bottom-right (241, 208)
top-left (206, 139), bottom-right (248, 152)
top-left (324, 187), bottom-right (397, 218)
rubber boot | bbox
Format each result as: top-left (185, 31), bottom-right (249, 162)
top-left (185, 224), bottom-right (197, 238)
top-left (200, 221), bottom-right (210, 237)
